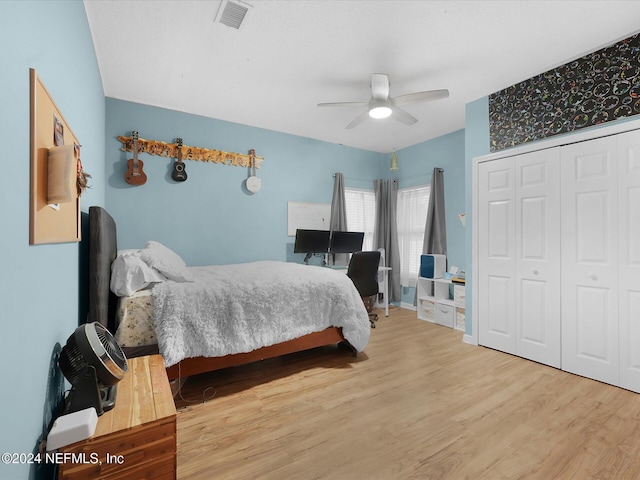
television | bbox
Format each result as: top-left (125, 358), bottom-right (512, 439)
top-left (330, 231), bottom-right (364, 253)
top-left (294, 229), bottom-right (330, 254)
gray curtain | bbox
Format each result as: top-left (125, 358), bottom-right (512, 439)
top-left (422, 168), bottom-right (447, 257)
top-left (373, 179), bottom-right (401, 303)
top-left (330, 172), bottom-right (348, 265)
top-left (413, 167), bottom-right (447, 306)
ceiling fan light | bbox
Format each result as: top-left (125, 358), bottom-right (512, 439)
top-left (369, 106), bottom-right (392, 119)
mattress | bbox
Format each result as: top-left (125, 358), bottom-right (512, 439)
top-left (114, 289), bottom-right (157, 348)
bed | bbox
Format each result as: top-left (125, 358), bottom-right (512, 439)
top-left (88, 206), bottom-right (370, 381)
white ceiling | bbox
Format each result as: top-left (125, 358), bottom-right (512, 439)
top-left (84, 0), bottom-right (640, 153)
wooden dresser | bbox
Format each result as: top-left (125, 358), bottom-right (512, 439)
top-left (58, 355), bottom-right (176, 480)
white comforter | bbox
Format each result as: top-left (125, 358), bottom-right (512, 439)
top-left (151, 261), bottom-right (371, 367)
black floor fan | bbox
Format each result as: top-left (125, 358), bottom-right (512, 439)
top-left (59, 322), bottom-right (128, 416)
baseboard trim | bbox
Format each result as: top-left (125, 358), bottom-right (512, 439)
top-left (400, 302), bottom-right (416, 311)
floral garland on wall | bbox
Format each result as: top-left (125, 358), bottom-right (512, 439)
top-left (117, 136), bottom-right (263, 168)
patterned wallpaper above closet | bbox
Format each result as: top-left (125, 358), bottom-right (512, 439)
top-left (489, 32), bottom-right (640, 151)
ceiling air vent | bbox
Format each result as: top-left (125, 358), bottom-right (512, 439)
top-left (215, 0), bottom-right (252, 30)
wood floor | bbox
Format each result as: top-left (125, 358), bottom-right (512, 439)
top-left (175, 307), bottom-right (640, 480)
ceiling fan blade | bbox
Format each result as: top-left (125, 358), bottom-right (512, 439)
top-left (391, 106), bottom-right (418, 126)
top-left (345, 111), bottom-right (370, 129)
top-left (317, 101), bottom-right (368, 108)
top-left (371, 73), bottom-right (389, 100)
top-left (393, 89), bottom-right (449, 106)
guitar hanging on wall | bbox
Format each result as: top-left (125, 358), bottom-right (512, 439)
top-left (124, 131), bottom-right (147, 186)
top-left (171, 138), bottom-right (187, 182)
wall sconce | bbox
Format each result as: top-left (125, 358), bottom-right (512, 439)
top-left (390, 150), bottom-right (399, 171)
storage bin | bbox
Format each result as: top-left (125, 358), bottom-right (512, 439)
top-left (419, 254), bottom-right (446, 278)
top-left (435, 302), bottom-right (455, 328)
top-left (419, 299), bottom-right (435, 320)
top-left (454, 285), bottom-right (466, 308)
top-left (456, 307), bottom-right (465, 331)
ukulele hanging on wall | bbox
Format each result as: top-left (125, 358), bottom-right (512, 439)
top-left (171, 138), bottom-right (187, 182)
top-left (124, 131), bottom-right (147, 185)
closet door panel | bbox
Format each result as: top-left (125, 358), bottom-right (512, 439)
top-left (574, 285), bottom-right (613, 359)
top-left (485, 275), bottom-right (513, 337)
top-left (561, 136), bottom-right (619, 386)
top-left (519, 278), bottom-right (547, 340)
top-left (618, 129), bottom-right (640, 393)
top-left (515, 149), bottom-right (561, 368)
top-left (478, 158), bottom-right (516, 354)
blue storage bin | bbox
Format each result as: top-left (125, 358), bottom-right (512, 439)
top-left (420, 254), bottom-right (446, 278)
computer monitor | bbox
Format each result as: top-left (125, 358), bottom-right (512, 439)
top-left (330, 231), bottom-right (364, 253)
top-left (293, 229), bottom-right (330, 254)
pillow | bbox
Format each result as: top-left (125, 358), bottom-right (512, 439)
top-left (139, 241), bottom-right (194, 282)
top-left (110, 252), bottom-right (167, 296)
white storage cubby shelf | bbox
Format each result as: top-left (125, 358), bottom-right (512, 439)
top-left (417, 277), bottom-right (465, 330)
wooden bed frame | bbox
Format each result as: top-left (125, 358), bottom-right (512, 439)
top-left (165, 328), bottom-right (346, 380)
top-left (88, 206), bottom-right (349, 381)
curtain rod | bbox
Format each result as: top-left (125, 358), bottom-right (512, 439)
top-left (332, 169), bottom-right (443, 182)
top-left (332, 173), bottom-right (376, 182)
top-left (333, 168), bottom-right (444, 177)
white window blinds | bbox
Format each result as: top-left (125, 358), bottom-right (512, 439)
top-left (344, 188), bottom-right (376, 251)
top-left (397, 184), bottom-right (430, 286)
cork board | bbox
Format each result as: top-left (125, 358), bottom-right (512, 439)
top-left (29, 69), bottom-right (81, 244)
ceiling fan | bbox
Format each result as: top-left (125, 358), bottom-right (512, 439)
top-left (318, 73), bottom-right (449, 129)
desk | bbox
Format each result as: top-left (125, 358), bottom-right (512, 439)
top-left (330, 266), bottom-right (391, 317)
top-left (376, 266), bottom-right (391, 317)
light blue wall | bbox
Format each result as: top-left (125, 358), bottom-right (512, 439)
top-left (391, 130), bottom-right (466, 305)
top-left (105, 99), bottom-right (386, 266)
top-left (0, 2), bottom-right (105, 479)
top-left (105, 99), bottom-right (466, 297)
top-left (396, 129), bottom-right (466, 269)
top-left (464, 97), bottom-right (491, 336)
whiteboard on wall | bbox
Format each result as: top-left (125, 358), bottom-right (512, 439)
top-left (287, 202), bottom-right (331, 236)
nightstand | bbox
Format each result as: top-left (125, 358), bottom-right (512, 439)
top-left (57, 354), bottom-right (176, 480)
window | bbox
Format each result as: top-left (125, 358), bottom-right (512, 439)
top-left (344, 188), bottom-right (376, 251)
top-left (396, 184), bottom-right (430, 287)
top-left (345, 184), bottom-right (430, 285)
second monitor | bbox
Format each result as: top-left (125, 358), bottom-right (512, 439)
top-left (330, 231), bottom-right (364, 253)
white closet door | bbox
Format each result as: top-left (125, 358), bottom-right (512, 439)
top-left (478, 158), bottom-right (516, 354)
top-left (561, 136), bottom-right (619, 385)
top-left (515, 149), bottom-right (561, 368)
top-left (618, 129), bottom-right (640, 393)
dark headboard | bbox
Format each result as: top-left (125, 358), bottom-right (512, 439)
top-left (88, 206), bottom-right (118, 333)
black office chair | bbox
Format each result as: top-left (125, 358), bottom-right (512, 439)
top-left (347, 251), bottom-right (381, 328)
